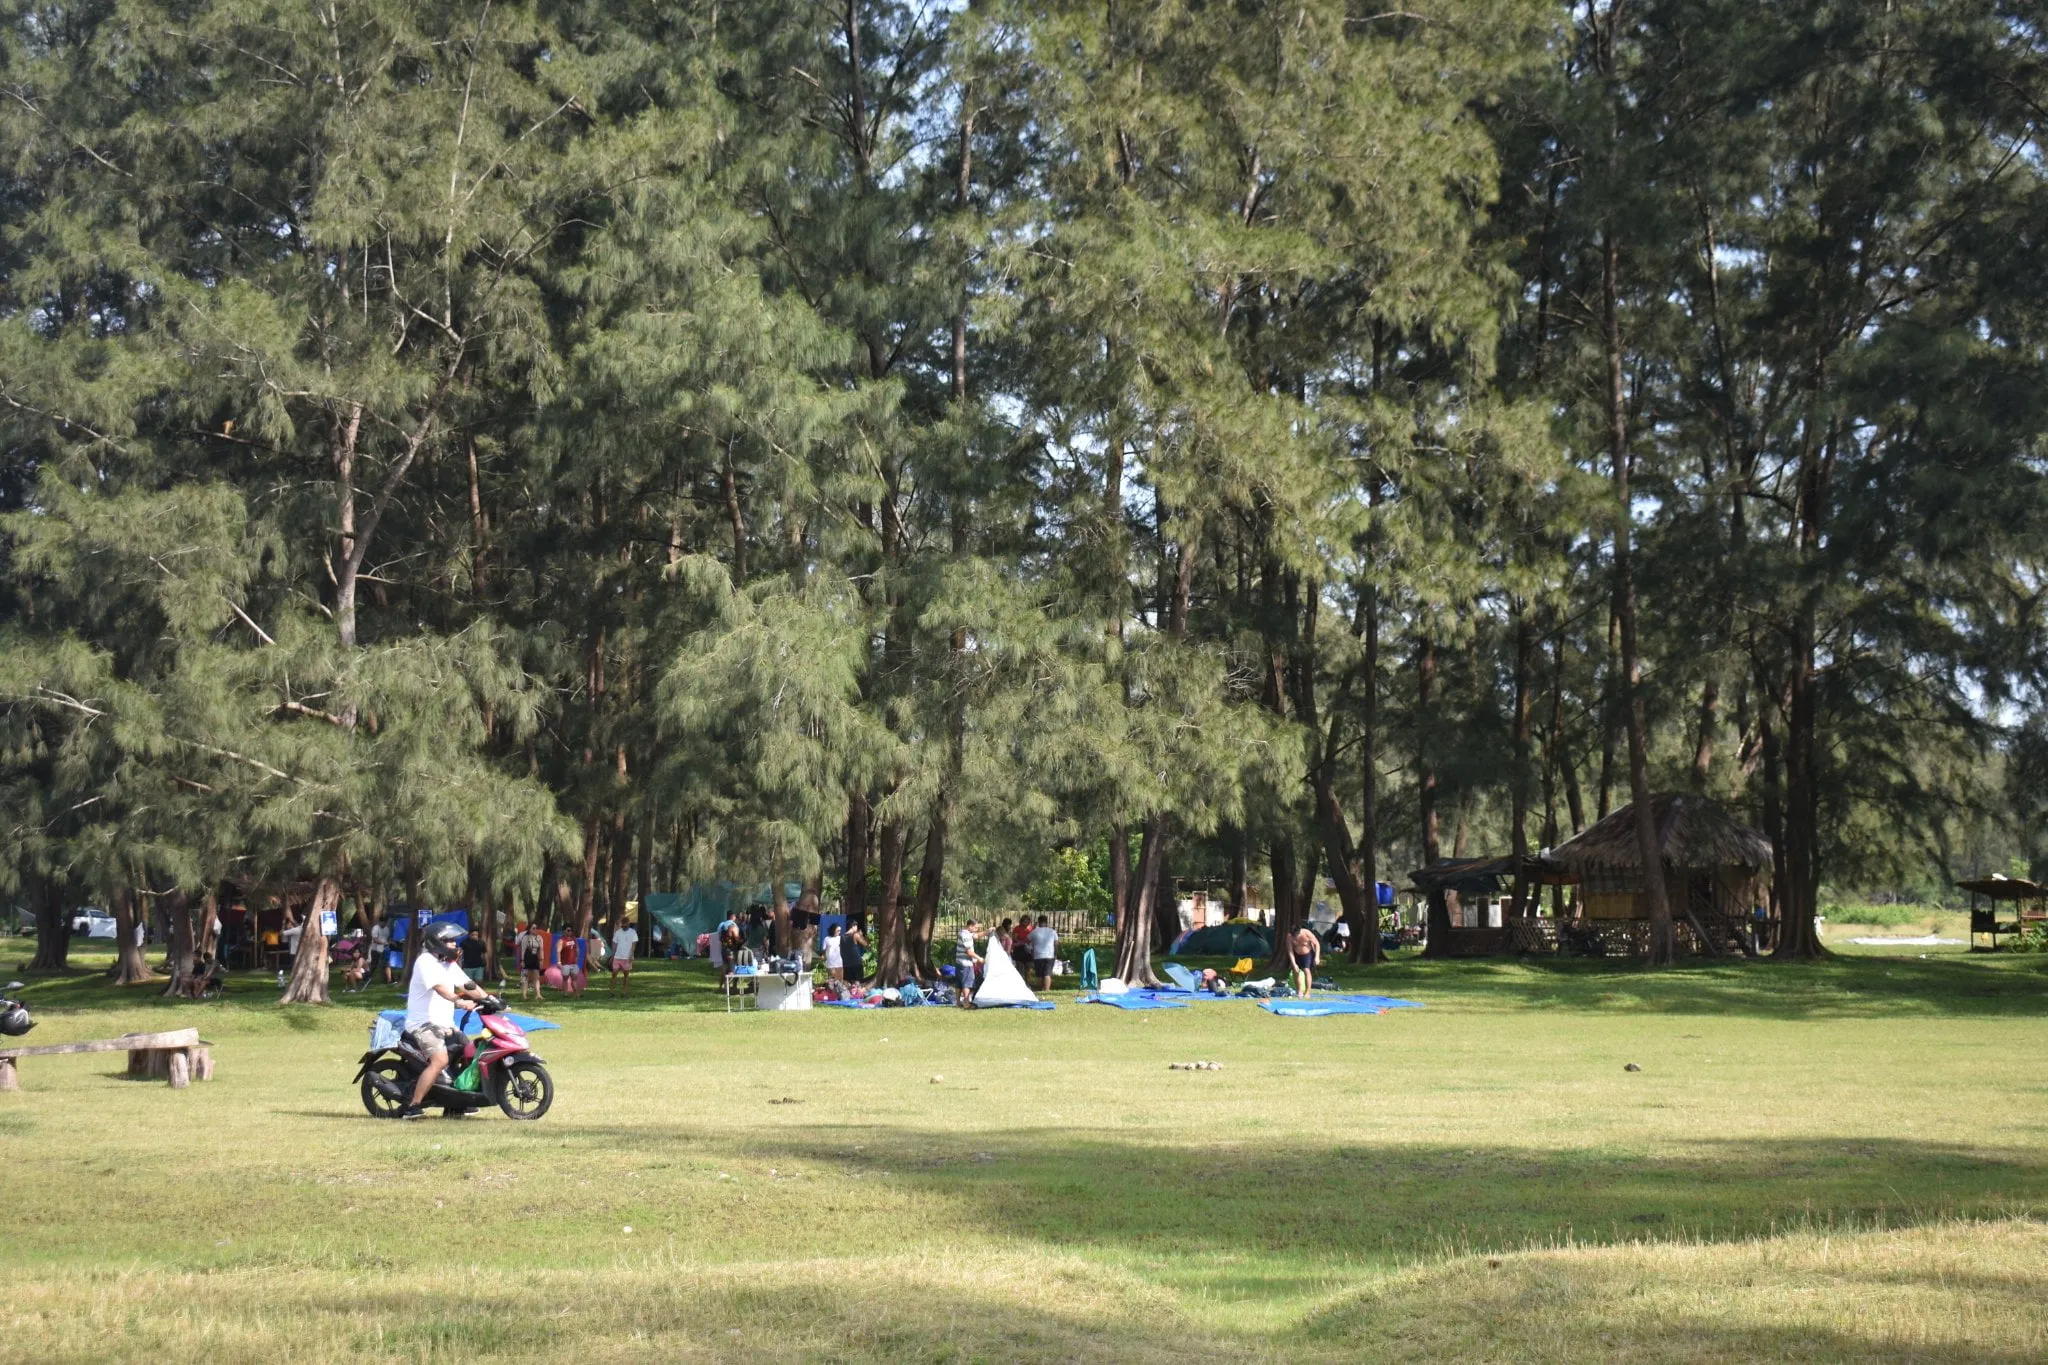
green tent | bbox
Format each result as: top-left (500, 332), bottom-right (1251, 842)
top-left (1171, 923), bottom-right (1273, 959)
top-left (642, 883), bottom-right (750, 956)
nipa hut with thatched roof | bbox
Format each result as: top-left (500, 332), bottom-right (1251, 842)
top-left (1407, 855), bottom-right (1574, 957)
top-left (1550, 794), bottom-right (1774, 957)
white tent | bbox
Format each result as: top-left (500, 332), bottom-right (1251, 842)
top-left (974, 936), bottom-right (1039, 1006)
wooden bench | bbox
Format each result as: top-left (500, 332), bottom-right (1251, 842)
top-left (0, 1028), bottom-right (213, 1092)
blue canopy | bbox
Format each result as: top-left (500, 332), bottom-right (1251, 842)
top-left (378, 1008), bottom-right (560, 1037)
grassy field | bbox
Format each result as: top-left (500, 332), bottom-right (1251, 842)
top-left (3, 937), bottom-right (2047, 1362)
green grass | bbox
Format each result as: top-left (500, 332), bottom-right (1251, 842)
top-left (4, 936), bottom-right (2048, 1361)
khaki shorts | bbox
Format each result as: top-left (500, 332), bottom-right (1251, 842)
top-left (402, 1023), bottom-right (461, 1057)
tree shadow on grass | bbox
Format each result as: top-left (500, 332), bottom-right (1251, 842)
top-left (680, 1125), bottom-right (2048, 1300)
top-left (1296, 1248), bottom-right (2048, 1363)
top-left (1296, 952), bottom-right (2048, 1020)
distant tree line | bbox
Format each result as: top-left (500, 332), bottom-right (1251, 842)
top-left (3, 0), bottom-right (2043, 993)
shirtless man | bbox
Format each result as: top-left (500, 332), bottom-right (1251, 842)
top-left (1289, 924), bottom-right (1321, 1000)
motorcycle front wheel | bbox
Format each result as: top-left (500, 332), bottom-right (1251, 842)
top-left (496, 1058), bottom-right (553, 1120)
top-left (360, 1057), bottom-right (410, 1118)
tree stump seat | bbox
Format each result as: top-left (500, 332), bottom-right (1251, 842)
top-left (0, 1028), bottom-right (212, 1091)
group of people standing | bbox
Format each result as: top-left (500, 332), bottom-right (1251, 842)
top-left (952, 914), bottom-right (1058, 1007)
top-left (512, 920), bottom-right (640, 1000)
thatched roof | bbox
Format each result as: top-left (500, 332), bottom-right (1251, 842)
top-left (1409, 855), bottom-right (1569, 894)
top-left (1551, 794), bottom-right (1772, 874)
top-left (1957, 874), bottom-right (2046, 901)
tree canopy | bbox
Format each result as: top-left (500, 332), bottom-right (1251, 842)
top-left (4, 0), bottom-right (2044, 989)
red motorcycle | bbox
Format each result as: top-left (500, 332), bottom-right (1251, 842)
top-left (356, 996), bottom-right (553, 1120)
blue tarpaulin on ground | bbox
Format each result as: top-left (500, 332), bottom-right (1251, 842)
top-left (1078, 991), bottom-right (1192, 1010)
top-left (1258, 993), bottom-right (1423, 1018)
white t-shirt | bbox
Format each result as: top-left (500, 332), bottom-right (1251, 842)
top-left (1027, 926), bottom-right (1057, 959)
top-left (405, 952), bottom-right (469, 1030)
top-left (370, 922), bottom-right (390, 950)
top-left (611, 926), bottom-right (638, 962)
top-left (282, 923), bottom-right (303, 953)
top-left (823, 933), bottom-right (843, 969)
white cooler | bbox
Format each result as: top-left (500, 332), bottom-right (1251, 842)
top-left (754, 973), bottom-right (814, 1011)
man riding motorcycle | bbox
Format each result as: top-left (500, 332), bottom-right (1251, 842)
top-left (400, 921), bottom-right (490, 1121)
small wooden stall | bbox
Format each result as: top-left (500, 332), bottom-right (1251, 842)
top-left (1550, 795), bottom-right (1772, 957)
top-left (1957, 875), bottom-right (2047, 950)
top-left (1410, 855), bottom-right (1573, 957)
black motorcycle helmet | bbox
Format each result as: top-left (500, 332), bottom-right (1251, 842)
top-left (0, 1003), bottom-right (32, 1037)
top-left (425, 921), bottom-right (464, 963)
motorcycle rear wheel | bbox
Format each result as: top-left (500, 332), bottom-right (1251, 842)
top-left (360, 1057), bottom-right (410, 1118)
top-left (496, 1058), bottom-right (553, 1120)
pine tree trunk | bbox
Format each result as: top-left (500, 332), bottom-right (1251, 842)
top-left (907, 812), bottom-right (946, 981)
top-left (29, 878), bottom-right (70, 971)
top-left (468, 862), bottom-right (497, 983)
top-left (845, 791), bottom-right (871, 928)
top-left (1266, 837), bottom-right (1299, 974)
top-left (1605, 231), bottom-right (1675, 965)
top-left (1758, 691), bottom-right (1787, 935)
top-left (1111, 816), bottom-right (1168, 986)
top-left (1150, 850), bottom-right (1178, 956)
top-left (796, 874), bottom-right (824, 965)
top-left (280, 877), bottom-right (340, 1004)
top-left (1297, 632), bottom-right (1375, 965)
top-left (1227, 835), bottom-right (1249, 918)
top-left (575, 815), bottom-right (601, 938)
top-left (770, 877), bottom-right (791, 955)
top-left (1417, 631), bottom-right (1440, 864)
top-left (1776, 608), bottom-right (1824, 959)
top-left (874, 820), bottom-right (915, 985)
top-left (110, 888), bottom-right (153, 986)
top-left (1508, 611), bottom-right (1534, 916)
top-left (1691, 679), bottom-right (1719, 790)
top-left (637, 807), bottom-right (655, 907)
top-left (1108, 821), bottom-right (1131, 931)
top-left (607, 812), bottom-right (632, 933)
top-left (1352, 577), bottom-right (1381, 963)
top-left (874, 817), bottom-right (908, 973)
top-left (161, 889), bottom-right (195, 998)
top-left (196, 890), bottom-right (220, 963)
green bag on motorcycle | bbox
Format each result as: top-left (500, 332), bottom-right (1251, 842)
top-left (452, 1059), bottom-right (482, 1092)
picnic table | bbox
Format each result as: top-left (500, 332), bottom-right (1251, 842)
top-left (0, 1027), bottom-right (214, 1091)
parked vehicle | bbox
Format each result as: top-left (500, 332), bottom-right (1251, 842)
top-left (355, 996), bottom-right (553, 1121)
top-left (70, 908), bottom-right (117, 939)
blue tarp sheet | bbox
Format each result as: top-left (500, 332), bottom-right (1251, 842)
top-left (1258, 993), bottom-right (1423, 1018)
top-left (818, 997), bottom-right (1052, 1010)
top-left (1078, 991), bottom-right (1192, 1010)
top-left (378, 1008), bottom-right (561, 1036)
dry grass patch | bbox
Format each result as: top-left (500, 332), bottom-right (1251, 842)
top-left (1305, 1218), bottom-right (2048, 1363)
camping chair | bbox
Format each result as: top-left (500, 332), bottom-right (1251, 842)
top-left (1227, 957), bottom-right (1255, 978)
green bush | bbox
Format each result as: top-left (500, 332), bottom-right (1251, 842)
top-left (1024, 847), bottom-right (1112, 919)
top-left (1820, 902), bottom-right (1934, 929)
